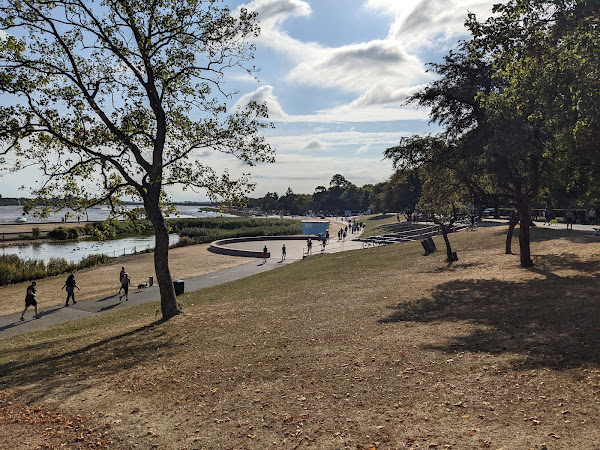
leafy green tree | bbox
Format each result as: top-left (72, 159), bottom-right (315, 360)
top-left (0, 0), bottom-right (274, 319)
top-left (465, 0), bottom-right (600, 266)
top-left (329, 174), bottom-right (350, 189)
top-left (385, 136), bottom-right (469, 261)
top-left (390, 0), bottom-right (600, 267)
top-left (380, 170), bottom-right (421, 217)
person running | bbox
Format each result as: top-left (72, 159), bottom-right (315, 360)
top-left (119, 272), bottom-right (131, 301)
top-left (281, 243), bottom-right (286, 261)
top-left (19, 281), bottom-right (39, 320)
top-left (118, 266), bottom-right (126, 293)
top-left (62, 273), bottom-right (80, 306)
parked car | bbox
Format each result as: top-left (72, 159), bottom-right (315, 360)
top-left (482, 208), bottom-right (496, 215)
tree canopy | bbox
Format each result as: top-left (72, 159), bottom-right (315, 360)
top-left (0, 0), bottom-right (274, 319)
top-left (387, 0), bottom-right (600, 267)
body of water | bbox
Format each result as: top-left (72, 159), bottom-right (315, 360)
top-left (0, 204), bottom-right (233, 225)
top-left (0, 234), bottom-right (180, 264)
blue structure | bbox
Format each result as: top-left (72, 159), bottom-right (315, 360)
top-left (301, 220), bottom-right (329, 236)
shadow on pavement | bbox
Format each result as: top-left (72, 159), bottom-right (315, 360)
top-left (96, 293), bottom-right (119, 302)
top-left (0, 307), bottom-right (63, 333)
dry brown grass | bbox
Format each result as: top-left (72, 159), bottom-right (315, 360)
top-left (1, 226), bottom-right (599, 449)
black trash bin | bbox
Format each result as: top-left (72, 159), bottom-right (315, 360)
top-left (421, 237), bottom-right (436, 254)
top-left (173, 279), bottom-right (184, 296)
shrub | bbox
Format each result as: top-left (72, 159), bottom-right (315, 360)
top-left (49, 226), bottom-right (80, 240)
top-left (172, 236), bottom-right (195, 248)
top-left (0, 252), bottom-right (116, 287)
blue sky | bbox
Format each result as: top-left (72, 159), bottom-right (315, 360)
top-left (0, 0), bottom-right (500, 201)
top-left (213, 0), bottom-right (500, 198)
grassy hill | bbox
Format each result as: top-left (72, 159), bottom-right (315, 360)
top-left (1, 226), bottom-right (599, 448)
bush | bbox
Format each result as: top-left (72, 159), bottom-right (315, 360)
top-left (172, 236), bottom-right (195, 248)
top-left (49, 226), bottom-right (80, 240)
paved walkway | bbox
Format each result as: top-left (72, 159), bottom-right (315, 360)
top-left (0, 228), bottom-right (366, 340)
top-left (4, 219), bottom-right (596, 340)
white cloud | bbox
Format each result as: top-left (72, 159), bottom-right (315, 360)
top-left (234, 83), bottom-right (429, 123)
top-left (304, 139), bottom-right (326, 151)
top-left (356, 144), bottom-right (371, 155)
top-left (265, 130), bottom-right (411, 153)
top-left (241, 0), bottom-right (429, 94)
top-left (233, 85), bottom-right (288, 120)
top-left (366, 0), bottom-right (497, 48)
top-left (285, 40), bottom-right (427, 93)
top-left (242, 0), bottom-right (311, 24)
top-left (349, 84), bottom-right (425, 108)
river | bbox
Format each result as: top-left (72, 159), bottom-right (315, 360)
top-left (0, 204), bottom-right (232, 224)
top-left (0, 234), bottom-right (181, 264)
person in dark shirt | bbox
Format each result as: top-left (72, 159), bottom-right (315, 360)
top-left (119, 272), bottom-right (131, 301)
top-left (19, 281), bottom-right (39, 320)
top-left (62, 273), bottom-right (80, 306)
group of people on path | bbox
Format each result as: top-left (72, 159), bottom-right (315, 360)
top-left (19, 272), bottom-right (82, 321)
top-left (541, 207), bottom-right (598, 229)
top-left (18, 266), bottom-right (134, 321)
top-left (261, 244), bottom-right (288, 263)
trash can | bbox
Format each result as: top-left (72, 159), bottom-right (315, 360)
top-left (421, 237), bottom-right (436, 254)
top-left (173, 279), bottom-right (184, 296)
top-left (148, 276), bottom-right (153, 286)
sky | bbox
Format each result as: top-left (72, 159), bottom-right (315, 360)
top-left (0, 0), bottom-right (501, 201)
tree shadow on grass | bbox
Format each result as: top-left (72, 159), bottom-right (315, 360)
top-left (380, 253), bottom-right (600, 370)
top-left (0, 319), bottom-right (175, 402)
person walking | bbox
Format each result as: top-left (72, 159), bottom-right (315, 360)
top-left (119, 272), bottom-right (131, 301)
top-left (19, 281), bottom-right (39, 320)
top-left (281, 243), bottom-right (286, 261)
top-left (588, 208), bottom-right (596, 225)
top-left (118, 266), bottom-right (126, 294)
top-left (307, 238), bottom-right (312, 255)
top-left (263, 245), bottom-right (268, 264)
top-left (566, 209), bottom-right (575, 230)
top-left (62, 273), bottom-right (80, 306)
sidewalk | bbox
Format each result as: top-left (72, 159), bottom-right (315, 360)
top-left (0, 227), bottom-right (365, 340)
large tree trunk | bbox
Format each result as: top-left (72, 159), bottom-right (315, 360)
top-left (434, 218), bottom-right (457, 262)
top-left (516, 197), bottom-right (533, 267)
top-left (505, 210), bottom-right (519, 255)
top-left (441, 225), bottom-right (458, 262)
top-left (146, 201), bottom-right (180, 320)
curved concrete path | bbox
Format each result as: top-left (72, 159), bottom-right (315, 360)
top-left (0, 231), bottom-right (365, 340)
